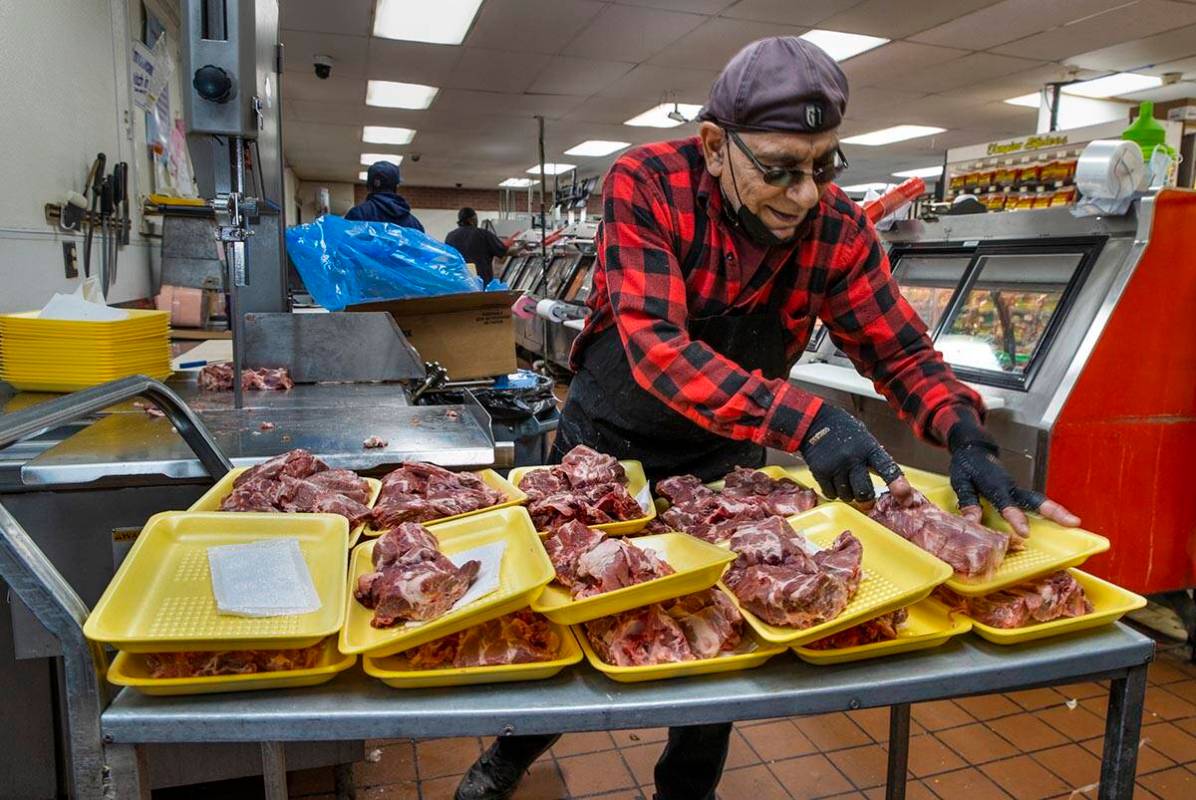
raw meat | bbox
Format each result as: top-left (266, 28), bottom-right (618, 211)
top-left (371, 462), bottom-right (505, 526)
top-left (583, 589), bottom-right (745, 666)
top-left (935, 571), bottom-right (1092, 629)
top-left (363, 436), bottom-right (388, 449)
top-left (517, 446), bottom-right (644, 532)
top-left (723, 518), bottom-right (863, 628)
top-left (355, 522), bottom-right (481, 628)
top-left (199, 362), bottom-right (294, 392)
top-left (543, 520), bottom-right (672, 599)
top-left (804, 609), bottom-right (908, 650)
top-left (259, 421), bottom-right (275, 431)
top-left (401, 610), bottom-right (560, 669)
top-left (584, 605), bottom-right (695, 666)
top-left (143, 642), bottom-right (323, 678)
top-left (869, 492), bottom-right (1021, 578)
top-left (655, 468), bottom-right (816, 543)
top-left (219, 450), bottom-right (372, 526)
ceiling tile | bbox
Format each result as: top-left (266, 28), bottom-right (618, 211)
top-left (1149, 55), bottom-right (1196, 76)
top-left (597, 63), bottom-right (719, 100)
top-left (819, 0), bottom-right (999, 39)
top-left (843, 86), bottom-right (930, 118)
top-left (932, 64), bottom-right (1100, 103)
top-left (432, 89), bottom-right (588, 118)
top-left (565, 5), bottom-right (706, 62)
top-left (615, 0), bottom-right (738, 12)
top-left (284, 73), bottom-right (365, 104)
top-left (366, 40), bottom-right (465, 86)
top-left (721, 0), bottom-right (864, 25)
top-left (992, 1), bottom-right (1196, 60)
top-left (281, 30), bottom-right (369, 78)
top-left (463, 0), bottom-right (607, 54)
top-left (1120, 78), bottom-right (1196, 100)
top-left (647, 17), bottom-right (807, 70)
top-left (280, 0), bottom-right (374, 37)
top-left (289, 99), bottom-right (367, 125)
top-left (527, 56), bottom-right (637, 96)
top-left (909, 0), bottom-right (1132, 50)
top-left (866, 52), bottom-right (1044, 94)
top-left (445, 48), bottom-right (553, 93)
top-left (840, 42), bottom-right (970, 88)
top-left (1065, 22), bottom-right (1196, 72)
top-left (560, 94), bottom-right (672, 124)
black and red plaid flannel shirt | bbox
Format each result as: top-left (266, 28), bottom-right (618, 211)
top-left (570, 137), bottom-right (983, 452)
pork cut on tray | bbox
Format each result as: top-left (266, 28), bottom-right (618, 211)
top-left (543, 520), bottom-right (673, 599)
top-left (804, 608), bottom-right (908, 650)
top-left (371, 462), bottom-right (506, 527)
top-left (219, 449), bottom-right (373, 526)
top-left (518, 446), bottom-right (644, 531)
top-left (355, 522), bottom-right (481, 628)
top-left (400, 610), bottom-right (560, 669)
top-left (583, 588), bottom-right (744, 666)
top-left (653, 468), bottom-right (817, 542)
top-left (934, 571), bottom-right (1092, 629)
top-left (143, 642), bottom-right (324, 678)
top-left (869, 492), bottom-right (1022, 578)
top-left (722, 517), bottom-right (863, 628)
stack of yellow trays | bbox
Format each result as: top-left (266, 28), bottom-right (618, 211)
top-left (0, 309), bottom-right (171, 392)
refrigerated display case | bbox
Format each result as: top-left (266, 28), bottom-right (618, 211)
top-left (793, 190), bottom-right (1196, 601)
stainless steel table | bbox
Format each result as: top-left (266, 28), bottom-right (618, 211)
top-left (101, 624), bottom-right (1153, 800)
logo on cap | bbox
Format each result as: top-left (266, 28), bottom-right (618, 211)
top-left (805, 104), bottom-right (823, 129)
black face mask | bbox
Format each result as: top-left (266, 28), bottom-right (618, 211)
top-left (722, 141), bottom-right (802, 248)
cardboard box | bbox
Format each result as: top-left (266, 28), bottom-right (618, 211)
top-left (348, 291), bottom-right (519, 380)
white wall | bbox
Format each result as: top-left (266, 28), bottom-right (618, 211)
top-left (283, 166), bottom-right (299, 227)
top-left (294, 180), bottom-right (356, 223)
top-left (0, 0), bottom-right (163, 312)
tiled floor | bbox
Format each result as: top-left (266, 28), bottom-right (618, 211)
top-left (158, 635), bottom-right (1196, 800)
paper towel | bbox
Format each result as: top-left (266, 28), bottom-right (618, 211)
top-left (38, 277), bottom-right (128, 321)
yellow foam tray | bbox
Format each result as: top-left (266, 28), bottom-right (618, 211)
top-left (339, 506), bottom-right (554, 658)
top-left (531, 533), bottom-right (735, 625)
top-left (106, 637), bottom-right (356, 696)
top-left (0, 308), bottom-right (169, 333)
top-left (0, 371), bottom-right (174, 393)
top-left (363, 618), bottom-right (582, 688)
top-left (509, 460), bottom-right (656, 535)
top-left (362, 469), bottom-right (528, 536)
top-left (718, 504), bottom-right (953, 646)
top-left (575, 623), bottom-right (786, 683)
top-left (781, 463), bottom-right (951, 496)
top-left (188, 466), bottom-right (382, 548)
top-left (911, 481), bottom-right (1110, 596)
top-left (84, 511), bottom-right (349, 652)
top-left (961, 568), bottom-right (1145, 645)
top-left (792, 597), bottom-right (971, 665)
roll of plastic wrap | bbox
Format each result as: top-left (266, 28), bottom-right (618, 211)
top-left (536, 298), bottom-right (567, 323)
top-left (1075, 140), bottom-right (1145, 200)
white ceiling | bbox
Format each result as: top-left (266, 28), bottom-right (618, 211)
top-left (279, 0), bottom-right (1196, 189)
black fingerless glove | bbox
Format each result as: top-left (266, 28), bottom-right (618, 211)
top-left (799, 404), bottom-right (903, 503)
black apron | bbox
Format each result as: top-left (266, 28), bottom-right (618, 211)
top-left (556, 278), bottom-right (788, 483)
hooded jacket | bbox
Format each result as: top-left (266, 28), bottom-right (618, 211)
top-left (344, 191), bottom-right (425, 231)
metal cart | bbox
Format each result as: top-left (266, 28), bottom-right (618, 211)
top-left (0, 378), bottom-right (1156, 800)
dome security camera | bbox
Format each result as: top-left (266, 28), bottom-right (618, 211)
top-left (313, 55), bottom-right (333, 80)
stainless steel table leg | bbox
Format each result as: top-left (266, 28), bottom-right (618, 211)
top-left (262, 741), bottom-right (288, 800)
top-left (104, 743), bottom-right (150, 800)
top-left (1099, 664), bottom-right (1149, 800)
top-left (886, 703), bottom-right (911, 800)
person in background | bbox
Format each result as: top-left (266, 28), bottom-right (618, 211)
top-left (345, 161), bottom-right (424, 231)
top-left (445, 207), bottom-right (515, 284)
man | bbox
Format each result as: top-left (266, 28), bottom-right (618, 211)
top-left (345, 161), bottom-right (424, 231)
top-left (445, 207), bottom-right (513, 284)
top-left (456, 37), bottom-right (1079, 800)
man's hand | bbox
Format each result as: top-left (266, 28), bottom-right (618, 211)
top-left (948, 419), bottom-right (1080, 537)
top-left (799, 404), bottom-right (912, 505)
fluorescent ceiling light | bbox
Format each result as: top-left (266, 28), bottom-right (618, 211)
top-left (362, 125), bottom-right (416, 145)
top-left (841, 125), bottom-right (945, 146)
top-left (499, 178), bottom-right (536, 188)
top-left (624, 102), bottom-right (704, 128)
top-left (373, 0), bottom-right (483, 45)
top-left (360, 153), bottom-right (403, 166)
top-left (800, 29), bottom-right (888, 62)
top-left (525, 163), bottom-right (576, 175)
top-left (1004, 92), bottom-right (1041, 108)
top-left (1062, 72), bottom-right (1162, 98)
top-left (840, 182), bottom-right (889, 193)
top-left (893, 165), bottom-right (943, 179)
top-left (358, 171), bottom-right (368, 181)
top-left (366, 80), bottom-right (439, 110)
top-left (565, 140), bottom-right (631, 157)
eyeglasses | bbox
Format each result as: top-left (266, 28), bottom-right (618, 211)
top-left (726, 128), bottom-right (848, 188)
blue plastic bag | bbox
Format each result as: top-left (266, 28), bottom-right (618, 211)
top-left (285, 215), bottom-right (506, 310)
